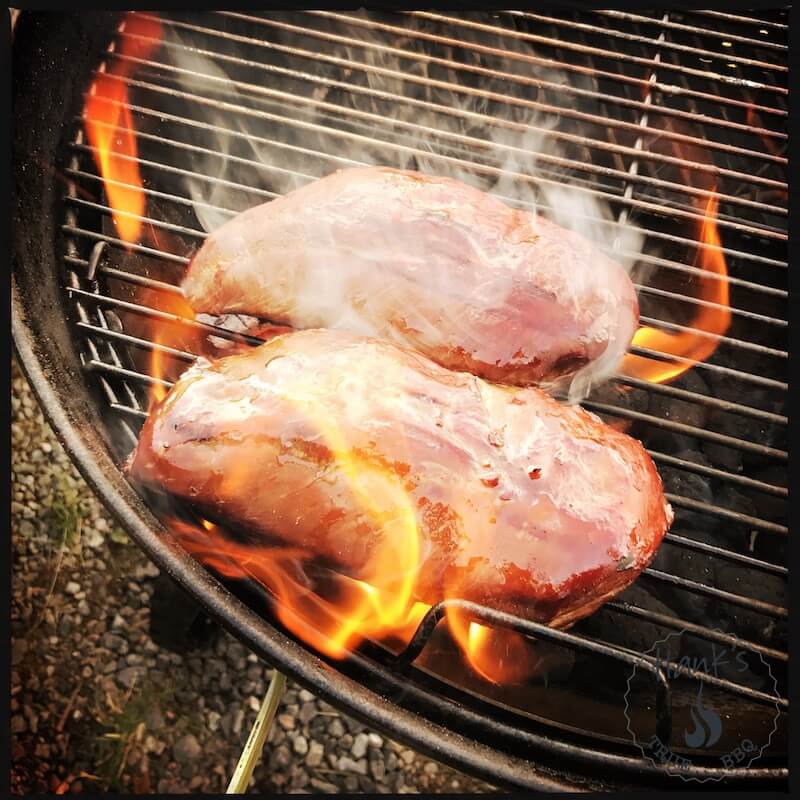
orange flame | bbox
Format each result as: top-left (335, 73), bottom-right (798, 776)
top-left (268, 409), bottom-right (423, 659)
top-left (142, 309), bottom-right (537, 681)
top-left (621, 191), bottom-right (730, 383)
top-left (150, 337), bottom-right (167, 404)
top-left (152, 381), bottom-right (535, 681)
top-left (160, 381), bottom-right (425, 661)
top-left (448, 614), bottom-right (534, 685)
top-left (84, 12), bottom-right (162, 245)
top-left (141, 289), bottom-right (197, 404)
top-left (166, 508), bottom-right (535, 683)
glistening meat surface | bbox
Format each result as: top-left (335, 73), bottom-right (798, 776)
top-left (182, 167), bottom-right (639, 388)
top-left (128, 329), bottom-right (672, 627)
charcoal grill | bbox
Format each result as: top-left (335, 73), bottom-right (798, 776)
top-left (12, 9), bottom-right (788, 791)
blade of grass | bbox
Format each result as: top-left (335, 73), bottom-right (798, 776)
top-left (226, 670), bottom-right (287, 794)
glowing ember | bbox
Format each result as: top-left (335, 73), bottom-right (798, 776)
top-left (621, 191), bottom-right (730, 384)
top-left (84, 12), bottom-right (162, 245)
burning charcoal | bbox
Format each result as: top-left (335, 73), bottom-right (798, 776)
top-left (643, 373), bottom-right (709, 454)
top-left (752, 464), bottom-right (787, 523)
top-left (702, 442), bottom-right (743, 474)
top-left (658, 451), bottom-right (714, 533)
top-left (644, 539), bottom-right (727, 628)
top-left (706, 410), bottom-right (784, 473)
top-left (575, 583), bottom-right (678, 654)
top-left (641, 426), bottom-right (697, 457)
top-left (713, 559), bottom-right (788, 647)
top-left (587, 379), bottom-right (650, 414)
top-left (649, 373), bottom-right (709, 429)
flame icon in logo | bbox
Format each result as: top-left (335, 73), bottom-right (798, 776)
top-left (684, 685), bottom-right (722, 748)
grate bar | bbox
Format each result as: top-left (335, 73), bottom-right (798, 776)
top-left (64, 220), bottom-right (790, 393)
top-left (616, 377), bottom-right (787, 425)
top-left (634, 318), bottom-right (787, 354)
top-left (304, 11), bottom-right (788, 116)
top-left (631, 284), bottom-right (785, 327)
top-left (63, 225), bottom-right (189, 265)
top-left (605, 602), bottom-right (786, 662)
top-left (66, 315), bottom-right (790, 503)
top-left (76, 321), bottom-right (196, 363)
top-left (111, 402), bottom-right (149, 419)
top-left (398, 600), bottom-right (782, 711)
top-left (585, 401), bottom-right (787, 460)
top-left (64, 256), bottom-right (185, 296)
top-left (609, 640), bottom-right (786, 709)
top-left (72, 143), bottom-right (279, 204)
top-left (594, 10), bottom-right (787, 50)
top-left (408, 12), bottom-right (789, 90)
top-left (65, 284), bottom-right (266, 345)
top-left (155, 14), bottom-right (787, 148)
top-left (665, 494), bottom-right (787, 535)
top-left (65, 167), bottom-right (241, 217)
top-left (649, 453), bottom-right (786, 498)
top-left (691, 10), bottom-right (787, 31)
top-left (74, 110), bottom-right (790, 268)
top-left (643, 569), bottom-right (787, 618)
top-left (113, 41), bottom-right (791, 193)
top-left (664, 532), bottom-right (786, 575)
top-left (85, 358), bottom-right (172, 389)
top-left (505, 11), bottom-right (787, 68)
top-left (68, 196), bottom-right (207, 240)
top-left (65, 192), bottom-right (789, 331)
top-left (623, 347), bottom-right (787, 390)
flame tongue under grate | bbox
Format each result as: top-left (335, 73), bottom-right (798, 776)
top-left (61, 9), bottom-right (786, 782)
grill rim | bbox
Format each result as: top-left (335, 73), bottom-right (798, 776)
top-left (11, 10), bottom-right (788, 791)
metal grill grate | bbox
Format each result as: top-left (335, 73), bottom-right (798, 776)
top-left (60, 10), bottom-right (787, 782)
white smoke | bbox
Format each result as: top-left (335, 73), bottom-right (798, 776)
top-left (159, 11), bottom-right (644, 399)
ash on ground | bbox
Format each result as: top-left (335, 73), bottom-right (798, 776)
top-left (10, 358), bottom-right (495, 795)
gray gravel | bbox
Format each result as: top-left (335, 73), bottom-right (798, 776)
top-left (10, 357), bottom-right (495, 794)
